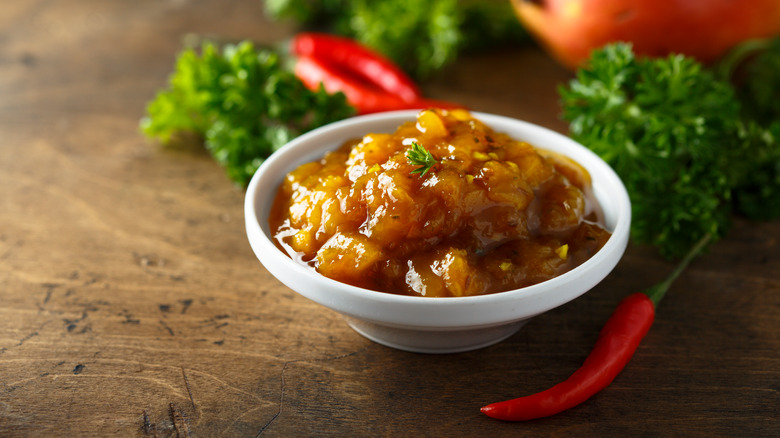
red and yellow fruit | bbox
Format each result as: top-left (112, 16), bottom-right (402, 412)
top-left (512, 0), bottom-right (780, 69)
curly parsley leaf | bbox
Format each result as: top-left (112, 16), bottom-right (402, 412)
top-left (407, 142), bottom-right (438, 176)
top-left (560, 43), bottom-right (779, 259)
top-left (264, 0), bottom-right (348, 25)
top-left (729, 120), bottom-right (780, 221)
top-left (347, 0), bottom-right (461, 80)
top-left (715, 38), bottom-right (780, 221)
top-left (141, 41), bottom-right (355, 186)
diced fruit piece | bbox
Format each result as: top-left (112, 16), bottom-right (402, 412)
top-left (316, 232), bottom-right (384, 282)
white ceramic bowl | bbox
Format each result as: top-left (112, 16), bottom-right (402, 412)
top-left (245, 110), bottom-right (630, 353)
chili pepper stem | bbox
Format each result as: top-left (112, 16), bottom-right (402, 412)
top-left (645, 233), bottom-right (712, 307)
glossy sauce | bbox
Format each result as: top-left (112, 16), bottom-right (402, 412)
top-left (269, 109), bottom-right (611, 297)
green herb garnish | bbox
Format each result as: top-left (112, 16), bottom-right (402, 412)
top-left (407, 142), bottom-right (438, 176)
top-left (560, 42), bottom-right (780, 259)
top-left (264, 0), bottom-right (527, 79)
top-left (140, 41), bottom-right (355, 186)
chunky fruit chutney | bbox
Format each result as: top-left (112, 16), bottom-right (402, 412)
top-left (269, 109), bottom-right (611, 297)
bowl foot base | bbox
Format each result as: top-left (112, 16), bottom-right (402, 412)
top-left (343, 317), bottom-right (529, 354)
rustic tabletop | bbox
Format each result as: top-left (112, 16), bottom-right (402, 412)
top-left (1, 1), bottom-right (778, 437)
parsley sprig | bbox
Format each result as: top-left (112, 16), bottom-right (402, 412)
top-left (140, 41), bottom-right (355, 186)
top-left (560, 42), bottom-right (780, 259)
top-left (407, 142), bottom-right (439, 176)
top-left (265, 0), bottom-right (528, 79)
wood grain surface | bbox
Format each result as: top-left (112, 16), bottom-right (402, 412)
top-left (1, 1), bottom-right (778, 437)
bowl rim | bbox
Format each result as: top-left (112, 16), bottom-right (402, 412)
top-left (244, 110), bottom-right (631, 328)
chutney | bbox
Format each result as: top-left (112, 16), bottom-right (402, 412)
top-left (269, 109), bottom-right (611, 297)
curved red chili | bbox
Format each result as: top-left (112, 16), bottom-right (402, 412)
top-left (291, 32), bottom-right (421, 103)
top-left (480, 234), bottom-right (711, 422)
top-left (294, 55), bottom-right (462, 115)
top-left (481, 293), bottom-right (655, 421)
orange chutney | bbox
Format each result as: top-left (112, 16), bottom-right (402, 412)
top-left (269, 109), bottom-right (611, 297)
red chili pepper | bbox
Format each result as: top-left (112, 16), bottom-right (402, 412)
top-left (481, 234), bottom-right (711, 422)
top-left (294, 55), bottom-right (462, 115)
top-left (291, 32), bottom-right (421, 103)
top-left (481, 293), bottom-right (654, 421)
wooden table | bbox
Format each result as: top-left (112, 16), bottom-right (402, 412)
top-left (1, 1), bottom-right (778, 436)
